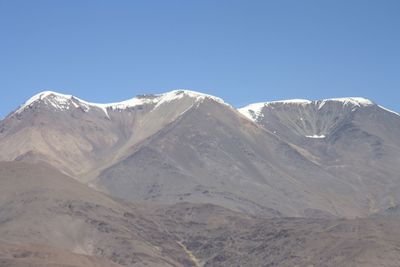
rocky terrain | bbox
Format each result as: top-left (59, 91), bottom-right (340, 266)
top-left (1, 90), bottom-right (400, 266)
top-left (2, 90), bottom-right (400, 218)
top-left (2, 162), bottom-right (400, 267)
top-left (0, 162), bottom-right (195, 267)
top-left (153, 203), bottom-right (400, 267)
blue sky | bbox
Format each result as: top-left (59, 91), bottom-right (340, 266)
top-left (1, 0), bottom-right (399, 117)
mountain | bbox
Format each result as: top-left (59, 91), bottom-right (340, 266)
top-left (151, 202), bottom-right (400, 267)
top-left (1, 90), bottom-right (400, 218)
top-left (93, 94), bottom-right (357, 218)
top-left (0, 90), bottom-right (227, 181)
top-left (239, 98), bottom-right (400, 215)
top-left (2, 90), bottom-right (400, 266)
top-left (2, 162), bottom-right (400, 267)
top-left (0, 161), bottom-right (197, 267)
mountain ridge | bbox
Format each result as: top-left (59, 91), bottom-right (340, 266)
top-left (238, 97), bottom-right (400, 123)
top-left (9, 89), bottom-right (399, 120)
top-left (2, 89), bottom-right (400, 266)
top-left (12, 90), bottom-right (230, 118)
top-left (1, 89), bottom-right (400, 218)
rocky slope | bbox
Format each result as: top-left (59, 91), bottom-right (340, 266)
top-left (0, 90), bottom-right (223, 181)
top-left (0, 161), bottom-right (196, 267)
top-left (152, 202), bottom-right (400, 267)
top-left (2, 161), bottom-right (400, 267)
top-left (239, 98), bottom-right (400, 215)
top-left (1, 90), bottom-right (400, 219)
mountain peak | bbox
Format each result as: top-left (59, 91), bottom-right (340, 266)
top-left (21, 90), bottom-right (73, 105)
top-left (153, 89), bottom-right (229, 107)
top-left (238, 97), bottom-right (377, 122)
top-left (316, 97), bottom-right (375, 109)
top-left (265, 97), bottom-right (374, 107)
top-left (13, 89), bottom-right (230, 118)
top-left (15, 91), bottom-right (87, 114)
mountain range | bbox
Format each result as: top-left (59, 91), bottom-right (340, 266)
top-left (1, 89), bottom-right (400, 266)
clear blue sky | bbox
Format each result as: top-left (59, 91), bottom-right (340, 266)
top-left (1, 0), bottom-right (399, 118)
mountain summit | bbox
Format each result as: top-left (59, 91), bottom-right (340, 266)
top-left (14, 89), bottom-right (230, 118)
top-left (238, 97), bottom-right (377, 122)
top-left (1, 89), bottom-right (400, 218)
top-left (1, 89), bottom-right (400, 266)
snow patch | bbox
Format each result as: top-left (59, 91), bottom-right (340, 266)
top-left (17, 91), bottom-right (70, 112)
top-left (378, 105), bottom-right (400, 117)
top-left (318, 97), bottom-right (374, 109)
top-left (265, 97), bottom-right (374, 109)
top-left (239, 97), bottom-right (377, 123)
top-left (238, 99), bottom-right (311, 122)
top-left (154, 90), bottom-right (229, 108)
top-left (16, 91), bottom-right (111, 118)
top-left (305, 134), bottom-right (326, 139)
top-left (238, 102), bottom-right (267, 122)
top-left (15, 89), bottom-right (230, 118)
top-left (266, 99), bottom-right (312, 105)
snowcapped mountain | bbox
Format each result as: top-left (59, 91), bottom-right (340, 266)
top-left (1, 90), bottom-right (230, 180)
top-left (1, 90), bottom-right (400, 218)
top-left (238, 96), bottom-right (400, 143)
top-left (14, 89), bottom-right (230, 118)
top-left (238, 97), bottom-right (380, 123)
